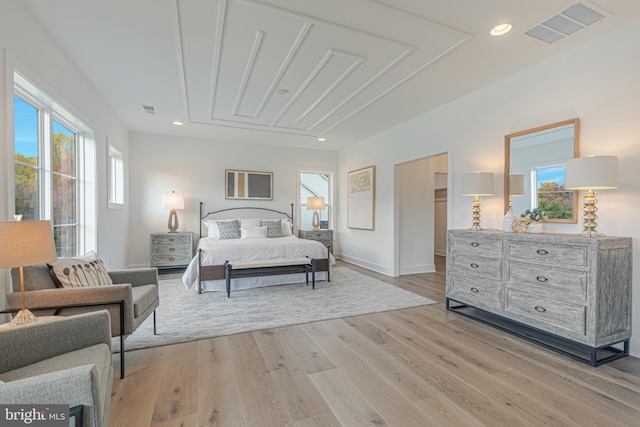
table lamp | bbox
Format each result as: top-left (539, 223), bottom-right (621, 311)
top-left (564, 155), bottom-right (617, 237)
top-left (462, 172), bottom-right (494, 230)
top-left (503, 174), bottom-right (524, 232)
top-left (306, 197), bottom-right (326, 230)
top-left (0, 220), bottom-right (57, 326)
top-left (161, 191), bottom-right (184, 233)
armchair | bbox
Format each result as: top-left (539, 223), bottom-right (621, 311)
top-left (0, 310), bottom-right (113, 427)
top-left (6, 264), bottom-right (159, 378)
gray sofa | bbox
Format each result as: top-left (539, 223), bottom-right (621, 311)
top-left (0, 310), bottom-right (113, 427)
top-left (6, 265), bottom-right (160, 377)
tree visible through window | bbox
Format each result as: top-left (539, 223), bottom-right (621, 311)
top-left (534, 165), bottom-right (574, 220)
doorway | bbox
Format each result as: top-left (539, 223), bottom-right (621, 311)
top-left (396, 153), bottom-right (448, 275)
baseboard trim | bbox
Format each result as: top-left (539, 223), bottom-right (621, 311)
top-left (334, 253), bottom-right (392, 276)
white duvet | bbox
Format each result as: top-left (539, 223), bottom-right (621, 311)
top-left (182, 236), bottom-right (334, 293)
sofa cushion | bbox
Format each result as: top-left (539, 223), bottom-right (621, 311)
top-left (48, 251), bottom-right (114, 288)
top-left (132, 284), bottom-right (158, 318)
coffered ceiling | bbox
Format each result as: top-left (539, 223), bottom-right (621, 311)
top-left (20, 0), bottom-right (640, 150)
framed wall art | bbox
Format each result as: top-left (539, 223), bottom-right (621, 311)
top-left (348, 165), bottom-right (375, 230)
top-left (225, 170), bottom-right (273, 200)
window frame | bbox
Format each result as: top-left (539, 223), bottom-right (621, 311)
top-left (297, 167), bottom-right (334, 231)
top-left (13, 70), bottom-right (96, 256)
top-left (107, 141), bottom-right (125, 209)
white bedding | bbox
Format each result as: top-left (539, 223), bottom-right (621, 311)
top-left (182, 235), bottom-right (334, 293)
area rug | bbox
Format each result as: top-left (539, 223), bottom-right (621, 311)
top-left (113, 265), bottom-right (436, 352)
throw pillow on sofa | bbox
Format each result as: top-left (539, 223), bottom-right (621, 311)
top-left (48, 250), bottom-right (113, 288)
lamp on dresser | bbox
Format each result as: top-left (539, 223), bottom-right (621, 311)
top-left (564, 155), bottom-right (618, 237)
top-left (0, 219), bottom-right (57, 326)
top-left (162, 191), bottom-right (184, 233)
top-left (462, 172), bottom-right (494, 230)
top-left (306, 196), bottom-right (326, 230)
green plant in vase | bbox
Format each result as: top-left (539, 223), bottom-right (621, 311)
top-left (520, 208), bottom-right (546, 233)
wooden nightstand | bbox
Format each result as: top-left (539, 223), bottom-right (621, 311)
top-left (150, 232), bottom-right (193, 269)
top-left (298, 229), bottom-right (333, 254)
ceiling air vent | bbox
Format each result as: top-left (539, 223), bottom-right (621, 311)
top-left (142, 105), bottom-right (157, 115)
top-left (525, 2), bottom-right (607, 44)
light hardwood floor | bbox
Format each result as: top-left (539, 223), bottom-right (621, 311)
top-left (110, 259), bottom-right (640, 426)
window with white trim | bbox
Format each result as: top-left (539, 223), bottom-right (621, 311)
top-left (299, 170), bottom-right (333, 230)
top-left (108, 143), bottom-right (124, 209)
top-left (13, 72), bottom-right (96, 256)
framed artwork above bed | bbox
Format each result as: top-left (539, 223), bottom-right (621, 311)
top-left (225, 169), bottom-right (273, 200)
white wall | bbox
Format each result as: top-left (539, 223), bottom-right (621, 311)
top-left (337, 20), bottom-right (640, 356)
top-left (0, 1), bottom-right (131, 311)
top-left (128, 132), bottom-right (338, 267)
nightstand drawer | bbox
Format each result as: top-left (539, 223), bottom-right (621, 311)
top-left (152, 234), bottom-right (191, 245)
top-left (298, 229), bottom-right (333, 253)
top-left (152, 253), bottom-right (192, 266)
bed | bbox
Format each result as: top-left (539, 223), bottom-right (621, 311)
top-left (182, 203), bottom-right (334, 293)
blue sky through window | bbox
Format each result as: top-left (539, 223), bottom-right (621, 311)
top-left (537, 165), bottom-right (565, 186)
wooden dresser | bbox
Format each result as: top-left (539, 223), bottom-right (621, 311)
top-left (446, 229), bottom-right (632, 366)
top-left (150, 232), bottom-right (193, 269)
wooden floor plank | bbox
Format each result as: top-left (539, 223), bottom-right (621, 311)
top-left (109, 261), bottom-right (640, 427)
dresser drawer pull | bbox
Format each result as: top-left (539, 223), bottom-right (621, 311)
top-left (169, 248), bottom-right (175, 251)
top-left (536, 249), bottom-right (549, 255)
top-left (168, 238), bottom-right (175, 242)
top-left (534, 305), bottom-right (546, 313)
top-left (536, 276), bottom-right (548, 283)
top-left (169, 257), bottom-right (175, 261)
top-left (470, 287), bottom-right (479, 293)
top-left (471, 242), bottom-right (480, 247)
top-left (470, 263), bottom-right (479, 269)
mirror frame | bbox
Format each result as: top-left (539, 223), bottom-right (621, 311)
top-left (504, 118), bottom-right (580, 223)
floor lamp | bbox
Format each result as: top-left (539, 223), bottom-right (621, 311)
top-left (0, 220), bottom-right (57, 326)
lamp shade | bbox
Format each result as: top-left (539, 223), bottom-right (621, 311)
top-left (565, 156), bottom-right (618, 190)
top-left (306, 196), bottom-right (326, 210)
top-left (0, 220), bottom-right (57, 268)
top-left (509, 174), bottom-right (525, 196)
top-left (462, 172), bottom-right (494, 196)
top-left (161, 191), bottom-right (184, 210)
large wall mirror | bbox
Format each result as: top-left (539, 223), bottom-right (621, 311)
top-left (504, 118), bottom-right (579, 223)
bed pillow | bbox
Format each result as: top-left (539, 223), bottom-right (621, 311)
top-left (261, 219), bottom-right (283, 238)
top-left (48, 251), bottom-right (113, 288)
top-left (281, 218), bottom-right (293, 236)
top-left (240, 218), bottom-right (261, 228)
top-left (240, 226), bottom-right (267, 239)
top-left (204, 220), bottom-right (221, 239)
top-left (217, 219), bottom-right (241, 240)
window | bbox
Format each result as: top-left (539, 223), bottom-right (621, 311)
top-left (532, 164), bottom-right (574, 220)
top-left (13, 72), bottom-right (96, 257)
top-left (299, 170), bottom-right (333, 230)
top-left (108, 143), bottom-right (124, 209)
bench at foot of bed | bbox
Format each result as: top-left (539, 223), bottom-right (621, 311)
top-left (224, 257), bottom-right (316, 298)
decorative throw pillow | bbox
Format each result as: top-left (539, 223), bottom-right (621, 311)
top-left (280, 218), bottom-right (293, 236)
top-left (217, 219), bottom-right (241, 240)
top-left (240, 226), bottom-right (267, 239)
top-left (48, 251), bottom-right (113, 288)
top-left (261, 219), bottom-right (283, 238)
top-left (204, 220), bottom-right (221, 239)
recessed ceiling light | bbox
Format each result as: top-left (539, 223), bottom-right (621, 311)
top-left (317, 137), bottom-right (326, 142)
top-left (491, 23), bottom-right (513, 36)
top-left (172, 121), bottom-right (183, 126)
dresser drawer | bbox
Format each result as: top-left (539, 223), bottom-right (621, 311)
top-left (504, 289), bottom-right (586, 335)
top-left (451, 235), bottom-right (503, 257)
top-left (152, 234), bottom-right (192, 245)
top-left (508, 241), bottom-right (587, 267)
top-left (508, 261), bottom-right (587, 300)
top-left (451, 255), bottom-right (503, 281)
top-left (449, 276), bottom-right (501, 311)
top-left (152, 253), bottom-right (192, 266)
